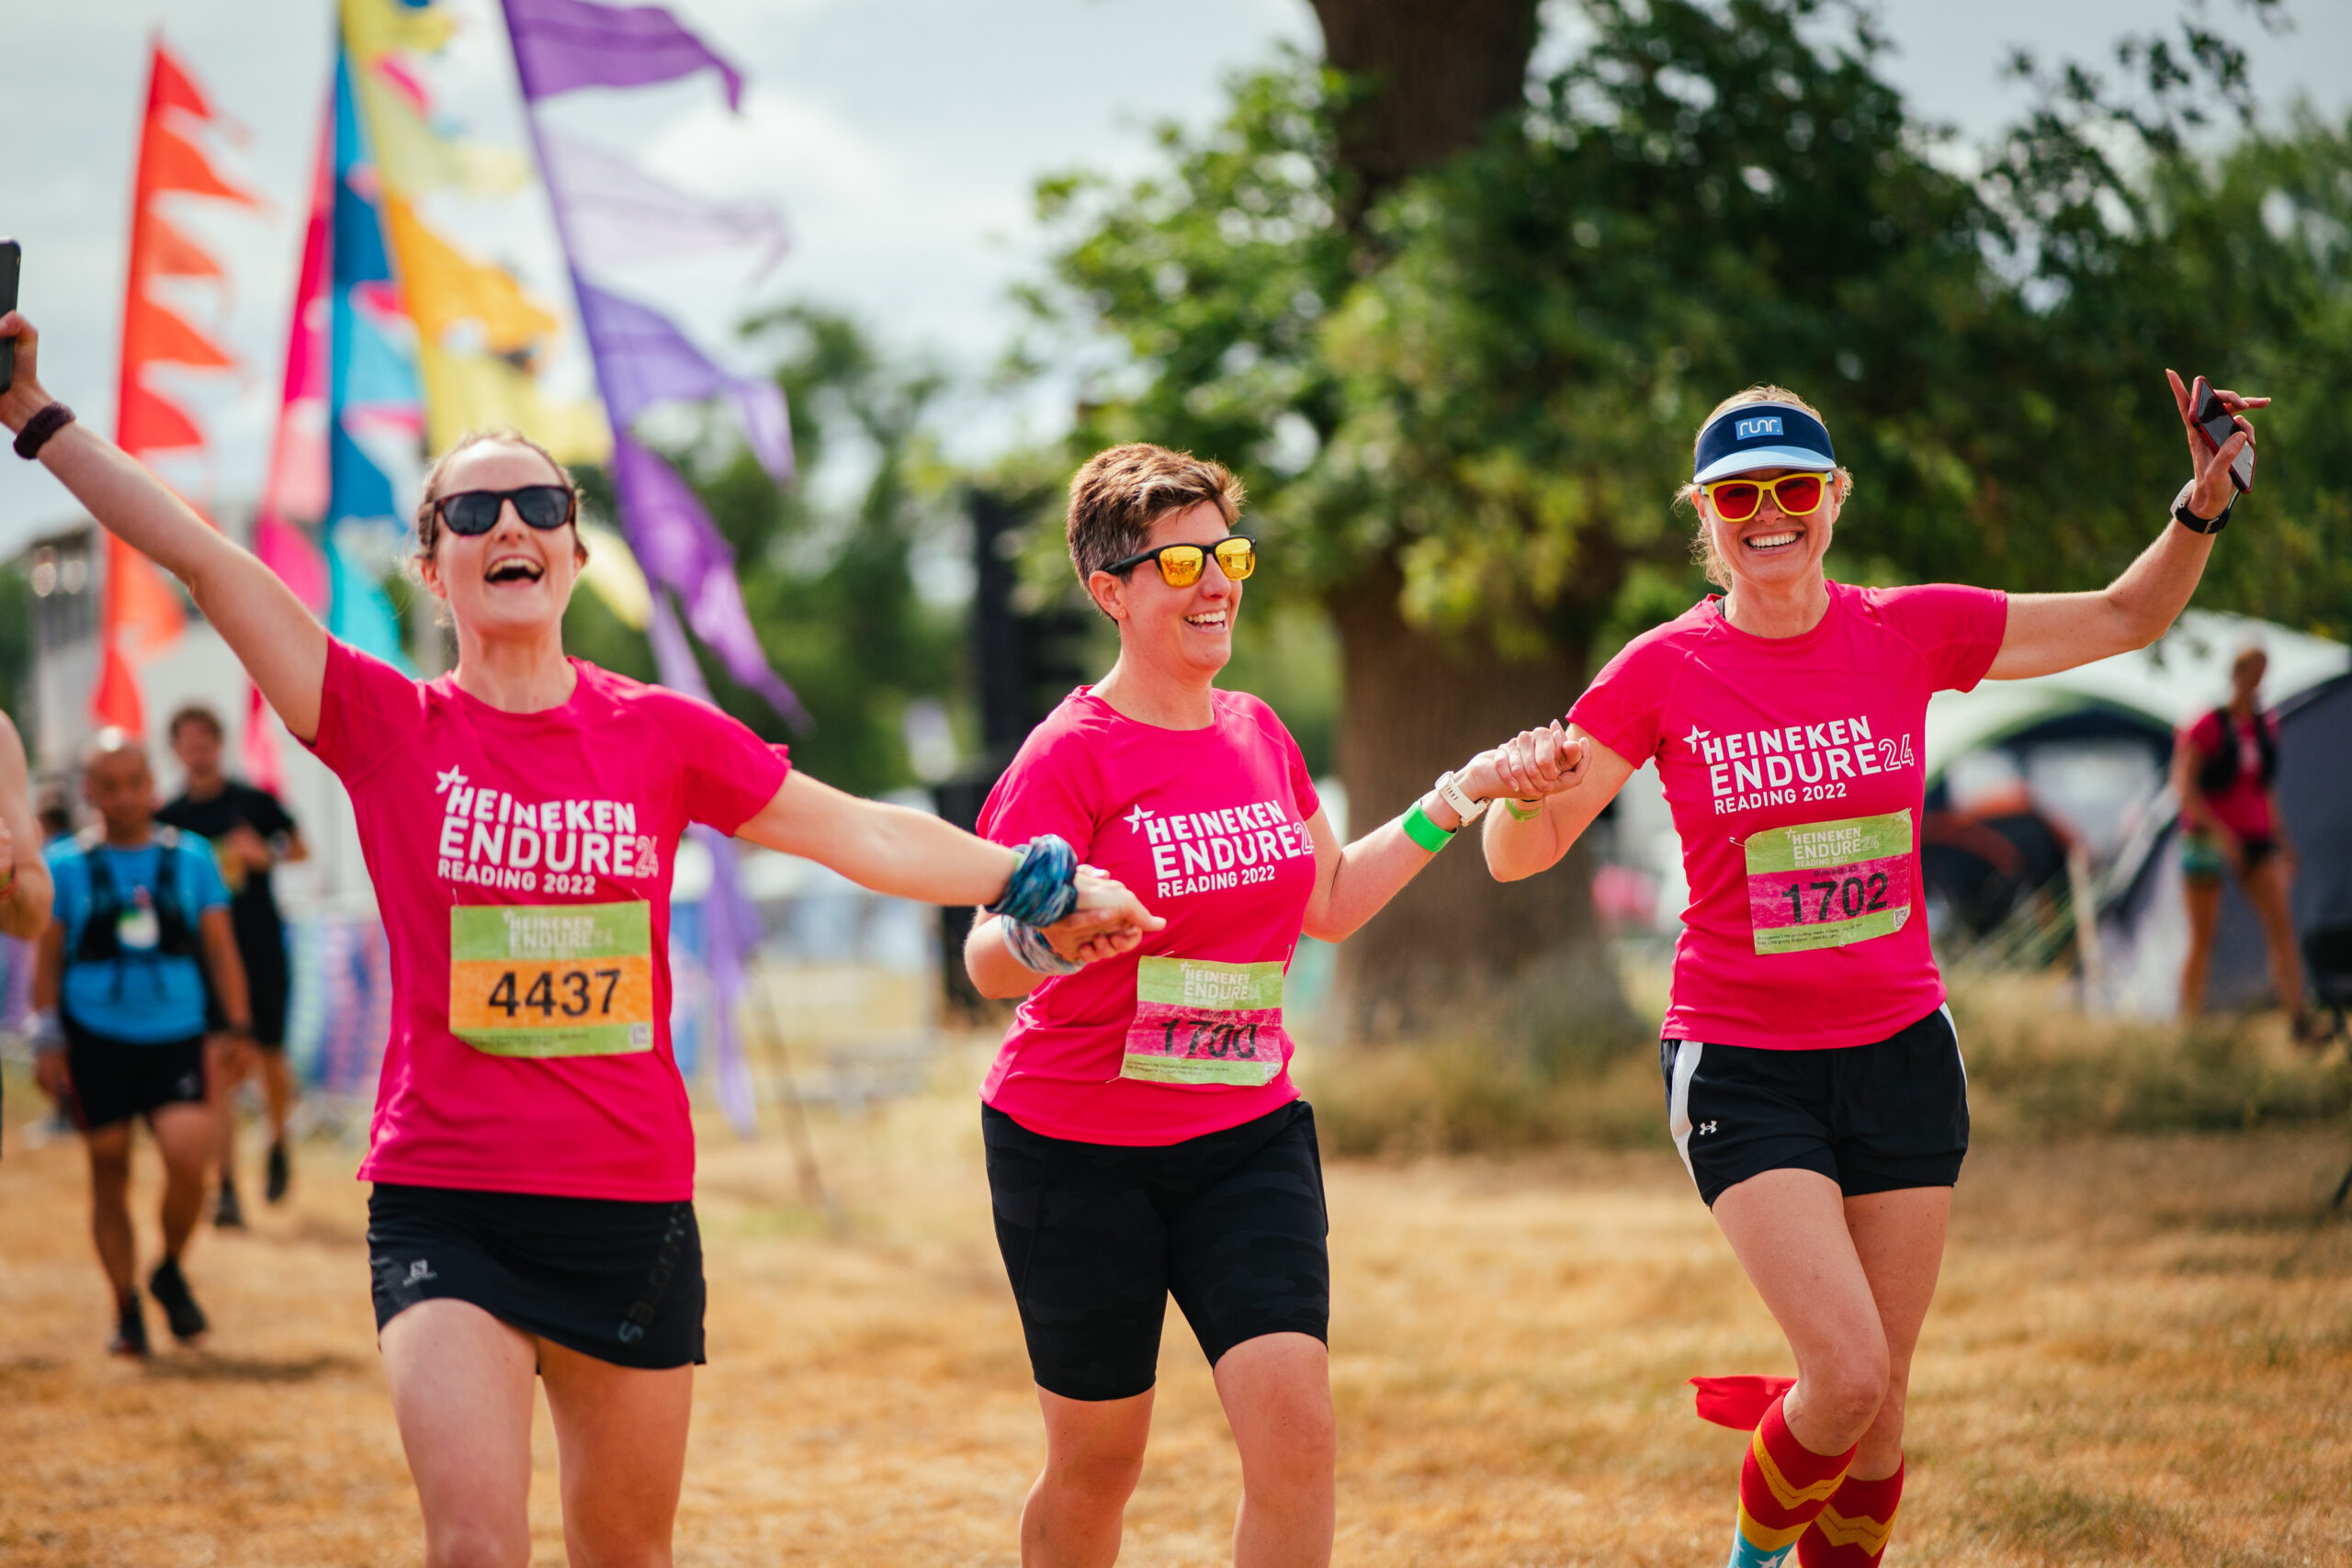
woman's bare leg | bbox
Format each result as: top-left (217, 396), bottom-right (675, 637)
top-left (1215, 1332), bottom-right (1335, 1568)
top-left (380, 1300), bottom-right (537, 1568)
top-left (2181, 875), bottom-right (2222, 1019)
top-left (1709, 1169), bottom-right (1949, 1459)
top-left (1024, 1386), bottom-right (1154, 1568)
top-left (2242, 856), bottom-right (2309, 1020)
top-left (539, 1339), bottom-right (694, 1568)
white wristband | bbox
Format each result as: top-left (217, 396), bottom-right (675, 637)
top-left (1435, 769), bottom-right (1487, 825)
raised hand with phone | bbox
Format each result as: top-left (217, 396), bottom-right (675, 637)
top-left (2170, 369), bottom-right (2264, 534)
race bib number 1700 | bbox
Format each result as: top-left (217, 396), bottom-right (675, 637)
top-left (1744, 809), bottom-right (1914, 955)
top-left (449, 902), bottom-right (656, 1057)
top-left (1122, 956), bottom-right (1289, 1087)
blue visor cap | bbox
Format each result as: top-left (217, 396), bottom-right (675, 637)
top-left (1692, 402), bottom-right (1837, 483)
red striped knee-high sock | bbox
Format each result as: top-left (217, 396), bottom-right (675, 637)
top-left (1726, 1393), bottom-right (1856, 1568)
top-left (1797, 1461), bottom-right (1904, 1567)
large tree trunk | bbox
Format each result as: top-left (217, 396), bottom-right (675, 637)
top-left (1309, 0), bottom-right (1543, 204)
top-left (1327, 568), bottom-right (1629, 1053)
top-left (1306, 0), bottom-right (1631, 1051)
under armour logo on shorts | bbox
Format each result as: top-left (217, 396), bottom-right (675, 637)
top-left (1697, 1121), bottom-right (1719, 1135)
top-left (404, 1260), bottom-right (436, 1286)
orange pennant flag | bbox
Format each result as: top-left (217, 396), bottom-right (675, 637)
top-left (138, 118), bottom-right (260, 207)
top-left (118, 381), bottom-right (206, 456)
top-left (139, 210), bottom-right (227, 283)
top-left (123, 294), bottom-right (236, 373)
top-left (150, 40), bottom-right (218, 124)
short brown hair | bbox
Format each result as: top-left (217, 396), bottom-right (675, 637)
top-left (1066, 444), bottom-right (1245, 587)
top-left (1673, 386), bottom-right (1855, 590)
top-left (166, 703), bottom-right (223, 742)
top-left (410, 429), bottom-right (581, 570)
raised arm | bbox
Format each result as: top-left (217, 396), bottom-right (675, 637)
top-left (738, 772), bottom-right (1161, 966)
top-left (0, 712), bottom-right (51, 940)
top-left (0, 315), bottom-right (329, 740)
top-left (1482, 722), bottom-right (1637, 882)
top-left (1987, 371), bottom-right (2263, 681)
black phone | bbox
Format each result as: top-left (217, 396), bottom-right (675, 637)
top-left (0, 239), bottom-right (18, 394)
top-left (2192, 376), bottom-right (2256, 493)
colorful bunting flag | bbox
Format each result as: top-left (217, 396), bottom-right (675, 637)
top-left (96, 38), bottom-right (261, 735)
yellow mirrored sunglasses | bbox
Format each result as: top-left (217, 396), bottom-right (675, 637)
top-left (1104, 535), bottom-right (1258, 588)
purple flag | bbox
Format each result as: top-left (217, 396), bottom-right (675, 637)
top-left (577, 280), bottom-right (792, 481)
top-left (615, 432), bottom-right (811, 729)
top-left (504, 0), bottom-right (744, 108)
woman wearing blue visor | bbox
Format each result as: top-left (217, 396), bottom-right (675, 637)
top-left (1485, 377), bottom-right (2261, 1568)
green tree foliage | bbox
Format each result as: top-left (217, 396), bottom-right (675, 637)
top-left (1030, 0), bottom-right (2349, 660)
top-left (564, 307), bottom-right (967, 797)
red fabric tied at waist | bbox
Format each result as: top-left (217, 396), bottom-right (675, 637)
top-left (1691, 1374), bottom-right (1797, 1431)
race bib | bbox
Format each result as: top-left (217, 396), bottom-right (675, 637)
top-left (1122, 956), bottom-right (1288, 1087)
top-left (448, 902), bottom-right (656, 1057)
top-left (1744, 810), bottom-right (1913, 955)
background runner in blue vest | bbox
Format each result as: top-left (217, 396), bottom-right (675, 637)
top-left (158, 701), bottom-right (309, 1221)
top-left (31, 731), bottom-right (254, 1357)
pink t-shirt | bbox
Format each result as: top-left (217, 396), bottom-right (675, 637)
top-left (2184, 708), bottom-right (2276, 839)
top-left (305, 640), bottom-right (789, 1201)
top-left (977, 687), bottom-right (1321, 1145)
top-left (1570, 581), bottom-right (2007, 1051)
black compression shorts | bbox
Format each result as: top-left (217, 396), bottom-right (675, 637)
top-left (367, 1184), bottom-right (706, 1371)
top-left (982, 1098), bottom-right (1329, 1403)
top-left (1661, 1003), bottom-right (1969, 1207)
top-left (62, 1017), bottom-right (209, 1131)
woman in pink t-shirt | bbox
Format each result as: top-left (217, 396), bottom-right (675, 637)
top-left (1, 312), bottom-right (1159, 1568)
top-left (2173, 645), bottom-right (2312, 1035)
top-left (964, 444), bottom-right (1575, 1568)
top-left (1483, 378), bottom-right (2263, 1568)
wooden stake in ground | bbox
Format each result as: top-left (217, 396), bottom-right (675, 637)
top-left (753, 976), bottom-right (848, 1237)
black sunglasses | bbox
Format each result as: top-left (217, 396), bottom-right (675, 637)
top-left (434, 485), bottom-right (577, 537)
top-left (1103, 535), bottom-right (1257, 588)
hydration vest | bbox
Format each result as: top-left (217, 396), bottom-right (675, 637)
top-left (2195, 707), bottom-right (2278, 796)
top-left (72, 827), bottom-right (197, 969)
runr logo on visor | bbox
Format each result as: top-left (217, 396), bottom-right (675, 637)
top-left (1735, 416), bottom-right (1783, 439)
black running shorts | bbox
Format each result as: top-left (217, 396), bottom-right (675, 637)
top-left (982, 1098), bottom-right (1330, 1404)
top-left (367, 1183), bottom-right (706, 1371)
top-left (62, 1017), bottom-right (209, 1131)
top-left (1661, 1003), bottom-right (1968, 1207)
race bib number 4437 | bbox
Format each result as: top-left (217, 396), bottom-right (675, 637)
top-left (449, 902), bottom-right (656, 1057)
top-left (1744, 810), bottom-right (1914, 955)
top-left (1122, 956), bottom-right (1289, 1087)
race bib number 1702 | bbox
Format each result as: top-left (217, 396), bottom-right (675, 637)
top-left (449, 901), bottom-right (656, 1057)
top-left (1744, 809), bottom-right (1914, 955)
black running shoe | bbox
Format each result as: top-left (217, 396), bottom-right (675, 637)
top-left (214, 1182), bottom-right (246, 1230)
top-left (266, 1141), bottom-right (290, 1204)
top-left (110, 1292), bottom-right (151, 1359)
top-left (148, 1258), bottom-right (209, 1342)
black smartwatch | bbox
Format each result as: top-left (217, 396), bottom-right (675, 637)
top-left (2173, 492), bottom-right (2236, 536)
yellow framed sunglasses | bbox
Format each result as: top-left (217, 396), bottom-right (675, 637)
top-left (1105, 535), bottom-right (1258, 588)
top-left (1700, 471), bottom-right (1832, 523)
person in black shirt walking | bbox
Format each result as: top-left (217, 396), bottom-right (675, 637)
top-left (158, 704), bottom-right (307, 1220)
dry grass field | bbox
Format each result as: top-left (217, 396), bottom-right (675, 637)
top-left (3, 1027), bottom-right (2350, 1567)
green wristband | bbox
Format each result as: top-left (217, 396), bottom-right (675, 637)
top-left (1402, 801), bottom-right (1454, 853)
top-left (1503, 797), bottom-right (1544, 823)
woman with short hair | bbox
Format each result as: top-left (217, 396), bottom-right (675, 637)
top-left (1484, 375), bottom-right (2261, 1568)
top-left (2, 310), bottom-right (1158, 1568)
top-left (966, 442), bottom-right (1581, 1567)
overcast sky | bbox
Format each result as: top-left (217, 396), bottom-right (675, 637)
top-left (5, 0), bottom-right (2347, 556)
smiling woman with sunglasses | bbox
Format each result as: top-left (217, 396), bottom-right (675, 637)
top-left (1482, 378), bottom-right (2263, 1568)
top-left (0, 312), bottom-right (1162, 1568)
top-left (962, 443), bottom-right (1583, 1568)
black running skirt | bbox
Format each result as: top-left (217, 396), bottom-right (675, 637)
top-left (367, 1183), bottom-right (705, 1371)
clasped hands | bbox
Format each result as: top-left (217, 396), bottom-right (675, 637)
top-left (1475, 720), bottom-right (1590, 811)
top-left (1037, 865), bottom-right (1167, 966)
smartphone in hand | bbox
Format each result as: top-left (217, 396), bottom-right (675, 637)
top-left (2191, 375), bottom-right (2256, 493)
top-left (0, 240), bottom-right (19, 394)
